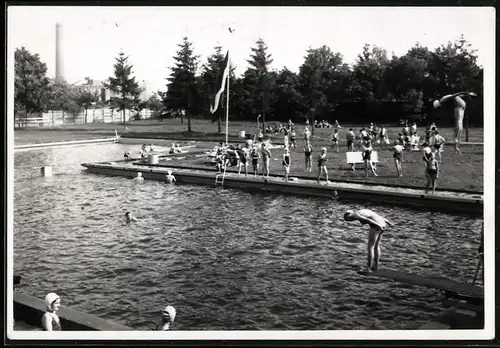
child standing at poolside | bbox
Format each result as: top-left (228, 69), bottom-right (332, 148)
top-left (251, 146), bottom-right (261, 178)
top-left (331, 129), bottom-right (339, 152)
top-left (42, 293), bottom-right (62, 331)
top-left (304, 141), bottom-right (313, 172)
top-left (261, 143), bottom-right (272, 178)
top-left (425, 152), bottom-right (439, 194)
top-left (290, 128), bottom-right (297, 150)
top-left (282, 147), bottom-right (291, 181)
top-left (317, 147), bottom-right (329, 184)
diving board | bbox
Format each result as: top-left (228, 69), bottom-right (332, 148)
top-left (359, 269), bottom-right (483, 299)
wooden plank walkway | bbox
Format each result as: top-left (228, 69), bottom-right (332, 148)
top-left (360, 269), bottom-right (483, 298)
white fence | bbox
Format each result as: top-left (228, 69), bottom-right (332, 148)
top-left (15, 108), bottom-right (154, 128)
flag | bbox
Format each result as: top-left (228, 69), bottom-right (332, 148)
top-left (210, 51), bottom-right (230, 114)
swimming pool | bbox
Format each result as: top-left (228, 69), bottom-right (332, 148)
top-left (13, 143), bottom-right (483, 330)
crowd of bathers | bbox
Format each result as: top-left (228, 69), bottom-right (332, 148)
top-left (210, 118), bottom-right (448, 192)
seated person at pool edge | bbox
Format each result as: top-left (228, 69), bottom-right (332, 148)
top-left (344, 209), bottom-right (393, 273)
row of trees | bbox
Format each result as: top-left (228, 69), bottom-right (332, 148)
top-left (15, 34), bottom-right (483, 132)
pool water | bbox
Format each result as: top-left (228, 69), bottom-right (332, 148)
top-left (13, 143), bottom-right (483, 330)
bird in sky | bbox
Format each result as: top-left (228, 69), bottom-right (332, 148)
top-left (228, 27), bottom-right (235, 33)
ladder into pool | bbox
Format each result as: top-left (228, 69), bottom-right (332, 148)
top-left (215, 164), bottom-right (227, 187)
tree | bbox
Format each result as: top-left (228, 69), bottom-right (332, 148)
top-left (104, 51), bottom-right (143, 128)
top-left (246, 38), bottom-right (275, 132)
top-left (46, 79), bottom-right (82, 121)
top-left (14, 47), bottom-right (52, 117)
top-left (146, 93), bottom-right (164, 117)
top-left (271, 68), bottom-right (304, 122)
top-left (299, 45), bottom-right (345, 134)
top-left (75, 90), bottom-right (99, 123)
top-left (163, 37), bottom-right (200, 132)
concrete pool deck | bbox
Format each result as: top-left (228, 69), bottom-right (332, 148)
top-left (81, 159), bottom-right (483, 216)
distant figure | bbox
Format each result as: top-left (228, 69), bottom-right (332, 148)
top-left (125, 212), bottom-right (137, 223)
top-left (42, 292), bottom-right (61, 331)
top-left (156, 305), bottom-right (176, 331)
top-left (124, 152), bottom-right (132, 160)
top-left (379, 125), bottom-right (389, 149)
top-left (251, 146), bottom-right (261, 178)
top-left (140, 144), bottom-right (148, 158)
top-left (425, 152), bottom-right (439, 194)
top-left (346, 128), bottom-right (355, 152)
top-left (290, 128), bottom-right (297, 150)
top-left (317, 147), bottom-right (329, 184)
top-left (331, 129), bottom-right (339, 152)
top-left (392, 140), bottom-right (404, 177)
top-left (433, 91), bottom-right (477, 154)
top-left (362, 141), bottom-right (377, 177)
top-left (432, 131), bottom-right (446, 163)
top-left (422, 142), bottom-right (433, 162)
top-left (133, 172), bottom-right (144, 181)
top-left (165, 170), bottom-right (176, 184)
top-left (304, 141), bottom-right (313, 172)
top-left (282, 147), bottom-right (291, 181)
top-left (334, 120), bottom-right (341, 129)
top-left (344, 209), bottom-right (393, 272)
top-left (261, 142), bottom-right (272, 178)
top-left (304, 126), bottom-right (311, 142)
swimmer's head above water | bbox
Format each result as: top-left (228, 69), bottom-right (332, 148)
top-left (167, 170), bottom-right (173, 175)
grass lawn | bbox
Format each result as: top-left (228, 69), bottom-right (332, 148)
top-left (14, 118), bottom-right (484, 192)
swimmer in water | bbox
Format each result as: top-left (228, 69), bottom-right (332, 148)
top-left (433, 91), bottom-right (478, 155)
top-left (133, 172), bottom-right (144, 181)
top-left (165, 170), bottom-right (176, 184)
top-left (125, 212), bottom-right (137, 223)
top-left (344, 209), bottom-right (393, 272)
top-left (42, 292), bottom-right (62, 331)
top-left (156, 305), bottom-right (176, 331)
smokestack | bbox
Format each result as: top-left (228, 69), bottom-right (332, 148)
top-left (55, 22), bottom-right (65, 82)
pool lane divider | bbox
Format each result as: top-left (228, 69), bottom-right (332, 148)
top-left (81, 161), bottom-right (483, 216)
top-left (14, 137), bottom-right (119, 151)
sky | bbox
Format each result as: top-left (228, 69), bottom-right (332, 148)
top-left (8, 6), bottom-right (495, 97)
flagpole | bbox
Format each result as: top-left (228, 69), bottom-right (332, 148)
top-left (225, 53), bottom-right (230, 146)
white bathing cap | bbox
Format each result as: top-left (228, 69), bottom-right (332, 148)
top-left (45, 292), bottom-right (60, 308)
top-left (162, 305), bottom-right (176, 323)
top-left (433, 100), bottom-right (440, 108)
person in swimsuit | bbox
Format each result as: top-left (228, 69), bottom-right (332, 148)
top-left (425, 152), bottom-right (439, 194)
top-left (422, 142), bottom-right (433, 162)
top-left (392, 140), bottom-right (404, 177)
top-left (331, 129), bottom-right (339, 152)
top-left (251, 146), bottom-right (261, 178)
top-left (316, 147), bottom-right (329, 184)
top-left (156, 305), bottom-right (176, 331)
top-left (42, 292), bottom-right (62, 331)
top-left (133, 172), bottom-right (144, 181)
top-left (304, 141), bottom-right (313, 172)
top-left (304, 126), bottom-right (311, 142)
top-left (346, 128), bottom-right (355, 152)
top-left (290, 128), bottom-right (297, 150)
top-left (165, 170), bottom-right (176, 184)
top-left (140, 144), bottom-right (148, 158)
top-left (283, 128), bottom-right (289, 149)
top-left (432, 131), bottom-right (446, 163)
top-left (261, 143), bottom-right (272, 178)
top-left (433, 91), bottom-right (477, 155)
top-left (334, 120), bottom-right (341, 129)
top-left (237, 145), bottom-right (249, 176)
top-left (125, 212), bottom-right (137, 223)
top-left (344, 209), bottom-right (393, 273)
top-left (282, 147), bottom-right (291, 181)
top-left (362, 141), bottom-right (377, 177)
